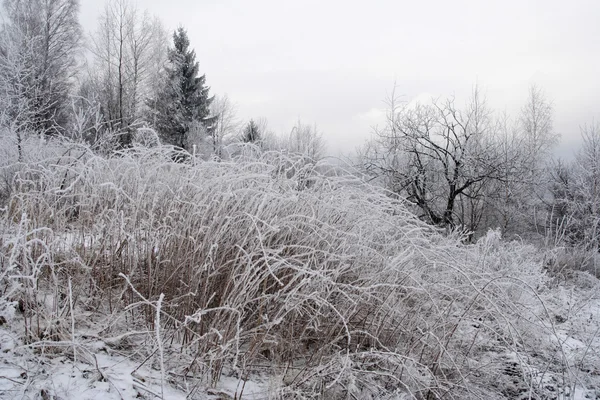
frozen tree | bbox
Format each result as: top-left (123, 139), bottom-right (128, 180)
top-left (0, 30), bottom-right (37, 161)
top-left (500, 85), bottom-right (558, 236)
top-left (518, 85), bottom-right (558, 214)
top-left (150, 27), bottom-right (214, 151)
top-left (126, 13), bottom-right (167, 124)
top-left (362, 84), bottom-right (560, 239)
top-left (283, 119), bottom-right (325, 160)
top-left (241, 119), bottom-right (261, 144)
top-left (520, 85), bottom-right (558, 176)
top-left (208, 94), bottom-right (239, 157)
top-left (0, 0), bottom-right (82, 139)
top-left (88, 0), bottom-right (167, 148)
top-left (480, 112), bottom-right (530, 235)
top-left (458, 86), bottom-right (558, 238)
top-left (363, 86), bottom-right (508, 231)
top-left (548, 122), bottom-right (600, 249)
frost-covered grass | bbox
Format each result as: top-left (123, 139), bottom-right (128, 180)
top-left (1, 135), bottom-right (599, 399)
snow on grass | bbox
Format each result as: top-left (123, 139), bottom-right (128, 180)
top-left (1, 137), bottom-right (600, 399)
top-left (0, 326), bottom-right (187, 399)
top-left (1, 319), bottom-right (273, 400)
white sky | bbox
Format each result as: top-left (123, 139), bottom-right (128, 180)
top-left (80, 0), bottom-right (600, 157)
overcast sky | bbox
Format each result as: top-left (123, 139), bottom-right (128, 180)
top-left (80, 0), bottom-right (600, 157)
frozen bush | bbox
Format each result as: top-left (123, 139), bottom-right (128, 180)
top-left (0, 137), bottom-right (584, 399)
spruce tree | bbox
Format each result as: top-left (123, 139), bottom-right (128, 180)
top-left (241, 119), bottom-right (261, 143)
top-left (152, 27), bottom-right (213, 150)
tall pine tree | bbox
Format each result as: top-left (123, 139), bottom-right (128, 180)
top-left (151, 27), bottom-right (213, 150)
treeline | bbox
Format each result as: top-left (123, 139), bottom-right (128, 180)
top-left (0, 0), bottom-right (324, 160)
top-left (1, 0), bottom-right (598, 261)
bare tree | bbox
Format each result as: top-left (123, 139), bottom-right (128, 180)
top-left (88, 0), bottom-right (129, 137)
top-left (208, 94), bottom-right (239, 157)
top-left (520, 85), bottom-right (558, 175)
top-left (88, 0), bottom-right (166, 147)
top-left (283, 119), bottom-right (325, 160)
top-left (0, 31), bottom-right (41, 161)
top-left (481, 111), bottom-right (528, 235)
top-left (0, 0), bottom-right (82, 138)
top-left (548, 122), bottom-right (600, 249)
top-left (456, 86), bottom-right (559, 238)
top-left (126, 13), bottom-right (166, 122)
top-left (363, 86), bottom-right (509, 231)
top-left (512, 85), bottom-right (559, 235)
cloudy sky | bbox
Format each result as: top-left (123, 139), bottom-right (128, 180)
top-left (80, 0), bottom-right (600, 157)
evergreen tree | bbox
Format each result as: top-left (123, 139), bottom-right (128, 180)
top-left (241, 119), bottom-right (261, 143)
top-left (151, 27), bottom-right (213, 150)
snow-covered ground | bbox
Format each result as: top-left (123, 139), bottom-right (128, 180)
top-left (1, 277), bottom-right (598, 399)
top-left (0, 323), bottom-right (271, 399)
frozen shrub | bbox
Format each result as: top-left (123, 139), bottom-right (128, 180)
top-left (0, 137), bottom-right (586, 399)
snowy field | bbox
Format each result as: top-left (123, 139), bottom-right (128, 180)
top-left (1, 289), bottom-right (600, 399)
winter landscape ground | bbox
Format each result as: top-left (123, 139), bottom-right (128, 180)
top-left (0, 136), bottom-right (599, 400)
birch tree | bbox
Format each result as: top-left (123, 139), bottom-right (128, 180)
top-left (208, 94), bottom-right (239, 157)
top-left (0, 0), bottom-right (81, 139)
top-left (88, 0), bottom-right (167, 148)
